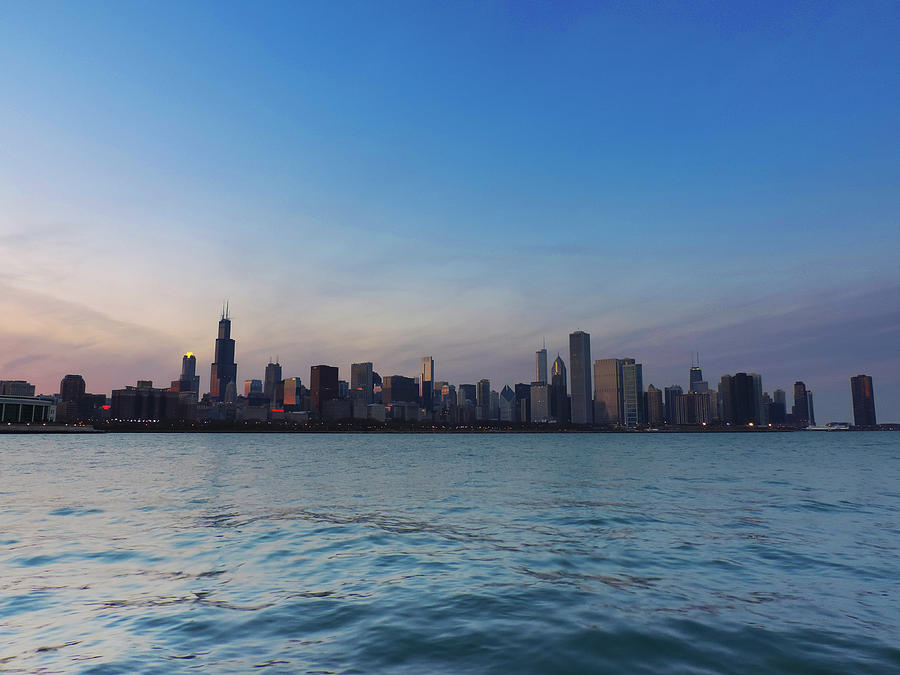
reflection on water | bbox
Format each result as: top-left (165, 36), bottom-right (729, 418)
top-left (1, 432), bottom-right (899, 672)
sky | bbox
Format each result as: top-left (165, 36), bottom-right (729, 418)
top-left (1, 0), bottom-right (898, 422)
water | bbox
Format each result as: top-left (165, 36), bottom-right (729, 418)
top-left (1, 432), bottom-right (899, 673)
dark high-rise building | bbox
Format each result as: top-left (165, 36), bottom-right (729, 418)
top-left (476, 379), bottom-right (491, 419)
top-left (350, 362), bottom-right (374, 404)
top-left (569, 331), bottom-right (592, 424)
top-left (792, 381), bottom-right (812, 428)
top-left (664, 385), bottom-right (683, 425)
top-left (850, 375), bottom-right (876, 427)
top-left (550, 355), bottom-right (570, 423)
top-left (112, 380), bottom-right (180, 421)
top-left (769, 388), bottom-right (787, 424)
top-left (382, 375), bottom-right (418, 405)
top-left (171, 352), bottom-right (201, 400)
top-left (593, 358), bottom-right (623, 425)
top-left (420, 357), bottom-right (434, 410)
top-left (209, 305), bottom-right (237, 403)
top-left (60, 374), bottom-right (86, 402)
top-left (264, 360), bottom-right (282, 407)
top-left (0, 380), bottom-right (36, 397)
top-left (458, 384), bottom-right (476, 407)
top-left (724, 373), bottom-right (759, 425)
top-left (645, 385), bottom-right (664, 426)
top-left (621, 358), bottom-right (643, 426)
top-left (514, 383), bottom-right (531, 423)
top-left (244, 379), bottom-right (263, 397)
top-left (310, 365), bottom-right (339, 416)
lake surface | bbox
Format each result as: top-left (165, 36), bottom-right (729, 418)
top-left (1, 432), bottom-right (899, 673)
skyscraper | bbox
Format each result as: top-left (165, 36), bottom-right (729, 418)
top-left (689, 354), bottom-right (704, 393)
top-left (310, 365), bottom-right (339, 416)
top-left (514, 383), bottom-right (531, 423)
top-left (645, 385), bottom-right (664, 426)
top-left (792, 381), bottom-right (811, 428)
top-left (530, 382), bottom-right (550, 422)
top-left (209, 304), bottom-right (237, 403)
top-left (476, 379), bottom-right (491, 419)
top-left (535, 345), bottom-right (548, 385)
top-left (664, 385), bottom-right (683, 425)
top-left (59, 374), bottom-right (86, 402)
top-left (621, 358), bottom-right (643, 426)
top-left (550, 355), bottom-right (569, 423)
top-left (170, 352), bottom-right (201, 399)
top-left (420, 357), bottom-right (434, 410)
top-left (382, 375), bottom-right (418, 405)
top-left (850, 375), bottom-right (876, 427)
top-left (243, 379), bottom-right (263, 396)
top-left (282, 377), bottom-right (303, 409)
top-left (264, 359), bottom-right (282, 406)
top-left (350, 362), bottom-right (374, 403)
top-left (569, 331), bottom-right (592, 424)
top-left (770, 389), bottom-right (787, 424)
top-left (499, 385), bottom-right (516, 422)
top-left (593, 358), bottom-right (623, 424)
top-left (728, 373), bottom-right (758, 425)
top-left (457, 384), bottom-right (477, 407)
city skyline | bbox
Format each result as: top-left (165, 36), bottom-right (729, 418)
top-left (0, 299), bottom-right (896, 423)
top-left (1, 2), bottom-right (899, 422)
top-left (2, 305), bottom-right (891, 426)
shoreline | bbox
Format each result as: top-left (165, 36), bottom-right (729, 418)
top-left (3, 424), bottom-right (896, 434)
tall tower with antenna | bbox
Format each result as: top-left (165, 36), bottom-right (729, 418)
top-left (210, 302), bottom-right (238, 402)
top-left (689, 352), bottom-right (703, 393)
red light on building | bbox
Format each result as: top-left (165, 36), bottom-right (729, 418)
top-left (101, 404), bottom-right (111, 410)
top-left (271, 409), bottom-right (284, 413)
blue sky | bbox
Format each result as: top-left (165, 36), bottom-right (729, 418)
top-left (1, 1), bottom-right (898, 421)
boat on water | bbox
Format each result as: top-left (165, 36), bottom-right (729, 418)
top-left (806, 422), bottom-right (851, 431)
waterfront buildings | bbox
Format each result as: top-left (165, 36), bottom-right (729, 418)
top-left (170, 353), bottom-right (200, 400)
top-left (310, 365), bottom-right (338, 416)
top-left (621, 359), bottom-right (643, 426)
top-left (645, 385), bottom-right (664, 426)
top-left (569, 331), bottom-right (592, 424)
top-left (850, 374), bottom-right (876, 427)
top-left (514, 383), bottom-right (531, 423)
top-left (770, 389), bottom-right (787, 424)
top-left (420, 357), bottom-right (434, 411)
top-left (593, 358), bottom-right (623, 425)
top-left (664, 385), bottom-right (683, 424)
top-left (14, 304), bottom-right (885, 428)
top-left (264, 360), bottom-right (282, 407)
top-left (351, 362), bottom-right (374, 403)
top-left (282, 377), bottom-right (303, 410)
top-left (530, 382), bottom-right (550, 422)
top-left (457, 384), bottom-right (476, 407)
top-left (0, 380), bottom-right (36, 397)
top-left (210, 306), bottom-right (237, 403)
top-left (689, 359), bottom-right (704, 393)
top-left (792, 381), bottom-right (814, 428)
top-left (244, 379), bottom-right (263, 397)
top-left (60, 374), bottom-right (86, 402)
top-left (476, 379), bottom-right (491, 420)
top-left (0, 394), bottom-right (55, 423)
top-left (535, 346), bottom-right (548, 385)
top-left (499, 385), bottom-right (516, 422)
top-left (382, 375), bottom-right (418, 405)
top-left (675, 391), bottom-right (712, 425)
top-left (550, 355), bottom-right (570, 423)
top-left (111, 380), bottom-right (180, 421)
